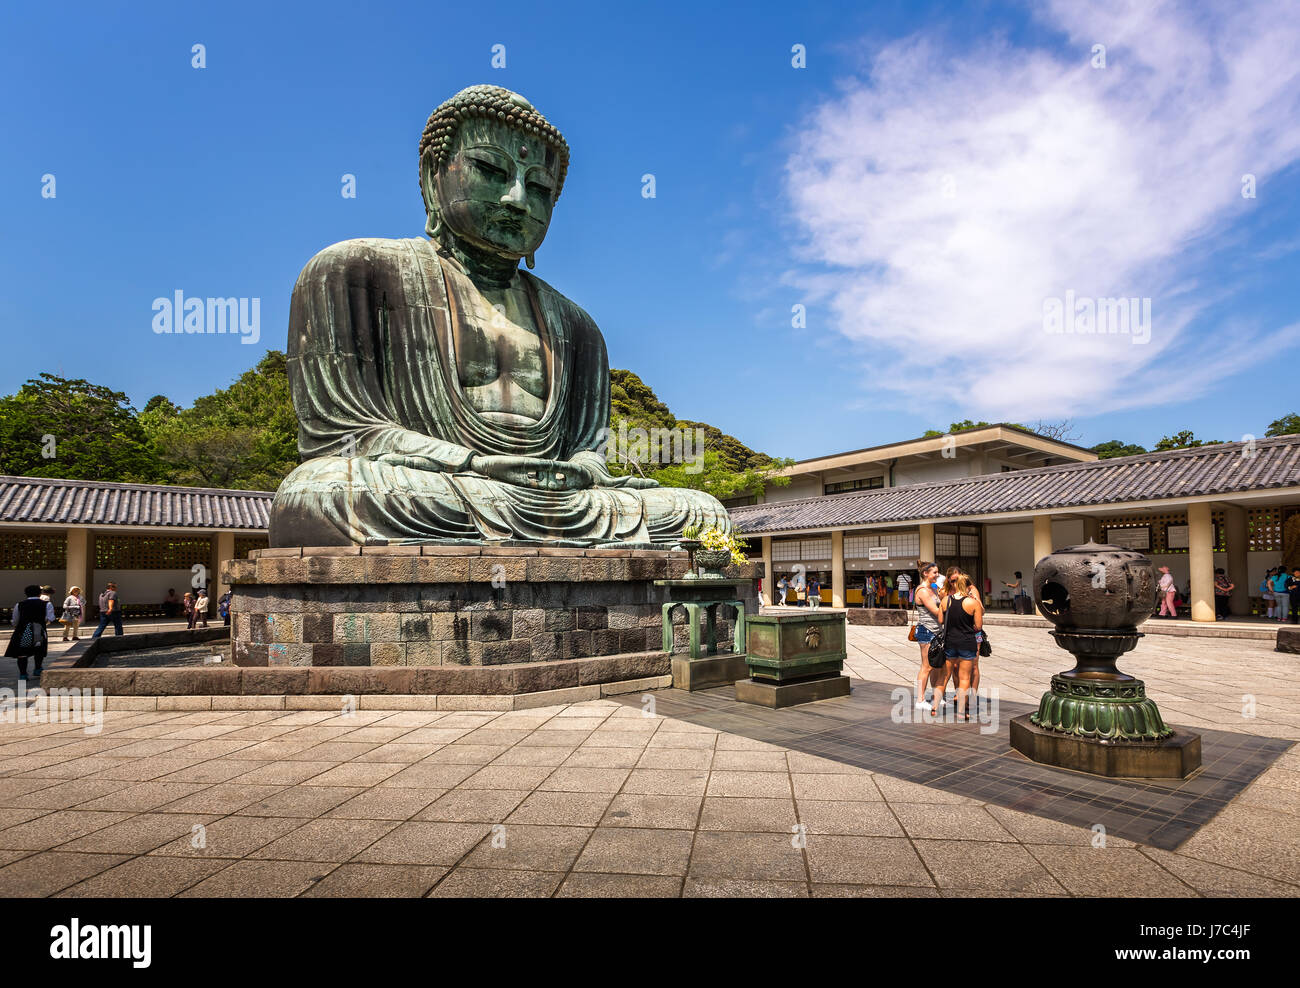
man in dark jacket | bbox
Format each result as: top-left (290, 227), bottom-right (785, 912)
top-left (5, 584), bottom-right (54, 681)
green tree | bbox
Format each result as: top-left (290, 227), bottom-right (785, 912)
top-left (1091, 439), bottom-right (1148, 459)
top-left (1153, 430), bottom-right (1223, 452)
top-left (150, 351), bottom-right (299, 490)
top-left (1266, 413), bottom-right (1300, 437)
top-left (0, 374), bottom-right (160, 482)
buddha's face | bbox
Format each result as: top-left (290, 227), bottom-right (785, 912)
top-left (429, 118), bottom-right (558, 259)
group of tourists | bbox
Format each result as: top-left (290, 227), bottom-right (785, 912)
top-left (860, 571), bottom-right (913, 609)
top-left (909, 562), bottom-right (987, 721)
top-left (1261, 567), bottom-right (1300, 623)
top-left (773, 573), bottom-right (823, 608)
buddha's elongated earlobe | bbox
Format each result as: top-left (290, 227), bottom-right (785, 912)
top-left (525, 253), bottom-right (536, 269)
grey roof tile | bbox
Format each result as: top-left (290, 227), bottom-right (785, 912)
top-left (730, 436), bottom-right (1300, 534)
top-left (0, 476), bottom-right (273, 530)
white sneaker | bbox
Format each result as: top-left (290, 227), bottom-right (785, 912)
top-left (915, 699), bottom-right (932, 711)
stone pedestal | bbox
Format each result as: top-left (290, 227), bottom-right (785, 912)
top-left (735, 612), bottom-right (851, 708)
top-left (1010, 715), bottom-right (1202, 779)
top-left (222, 546), bottom-right (760, 694)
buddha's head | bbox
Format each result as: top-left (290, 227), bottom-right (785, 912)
top-left (419, 85), bottom-right (570, 267)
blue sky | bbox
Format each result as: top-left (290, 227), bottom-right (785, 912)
top-left (2, 0), bottom-right (1298, 464)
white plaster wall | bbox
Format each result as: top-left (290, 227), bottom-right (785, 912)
top-left (91, 569), bottom-right (206, 609)
top-left (985, 523), bottom-right (1034, 596)
top-left (0, 571), bottom-right (66, 611)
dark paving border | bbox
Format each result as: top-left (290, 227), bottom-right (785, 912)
top-left (618, 679), bottom-right (1293, 851)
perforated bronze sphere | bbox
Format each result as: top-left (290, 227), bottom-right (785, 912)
top-left (1033, 540), bottom-right (1156, 631)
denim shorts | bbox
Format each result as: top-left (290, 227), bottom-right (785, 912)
top-left (914, 626), bottom-right (936, 644)
top-left (944, 647), bottom-right (977, 660)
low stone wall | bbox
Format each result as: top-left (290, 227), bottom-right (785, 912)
top-left (75, 626), bottom-right (229, 667)
top-left (223, 545), bottom-right (760, 669)
top-left (846, 608), bottom-right (909, 627)
top-left (42, 649), bottom-right (672, 696)
top-left (1278, 627), bottom-right (1300, 654)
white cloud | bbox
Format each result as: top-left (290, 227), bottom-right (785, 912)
top-left (783, 0), bottom-right (1300, 418)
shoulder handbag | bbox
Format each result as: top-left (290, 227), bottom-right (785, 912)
top-left (979, 630), bottom-right (992, 657)
top-left (926, 601), bottom-right (948, 667)
top-left (907, 623), bottom-right (917, 642)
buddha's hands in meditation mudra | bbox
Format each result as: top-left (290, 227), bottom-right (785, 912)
top-left (267, 85), bottom-right (724, 546)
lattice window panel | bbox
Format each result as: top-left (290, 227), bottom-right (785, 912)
top-left (935, 532), bottom-right (957, 556)
top-left (844, 535), bottom-right (873, 558)
top-left (772, 539), bottom-right (803, 562)
top-left (0, 532), bottom-right (67, 570)
top-left (1247, 508), bottom-right (1285, 552)
top-left (880, 531), bottom-right (919, 558)
top-left (960, 534), bottom-right (981, 556)
top-left (771, 537), bottom-right (831, 562)
top-left (95, 535), bottom-right (212, 570)
top-left (234, 537), bottom-right (268, 560)
top-left (1102, 512), bottom-right (1225, 554)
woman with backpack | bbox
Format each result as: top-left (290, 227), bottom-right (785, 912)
top-left (5, 584), bottom-right (54, 681)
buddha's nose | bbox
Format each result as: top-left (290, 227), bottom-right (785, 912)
top-left (500, 176), bottom-right (527, 210)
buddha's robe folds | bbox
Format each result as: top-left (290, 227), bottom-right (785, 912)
top-left (268, 237), bottom-right (730, 547)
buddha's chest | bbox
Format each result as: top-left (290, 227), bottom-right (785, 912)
top-left (452, 282), bottom-right (548, 423)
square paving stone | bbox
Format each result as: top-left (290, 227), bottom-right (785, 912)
top-left (515, 730), bottom-right (594, 748)
top-left (688, 831), bottom-right (807, 882)
top-left (683, 878), bottom-right (808, 897)
top-left (462, 824), bottom-right (592, 872)
top-left (804, 836), bottom-right (933, 887)
top-left (562, 747), bottom-right (643, 769)
top-left (378, 763), bottom-right (480, 789)
top-left (326, 788), bottom-right (446, 821)
top-left (0, 810), bottom-right (133, 850)
top-left (983, 805), bottom-right (1134, 846)
top-left (489, 746), bottom-right (575, 767)
top-left (647, 732), bottom-right (717, 750)
top-left (791, 774), bottom-right (882, 801)
top-left (150, 815), bottom-right (305, 858)
top-left (233, 761), bottom-right (341, 786)
top-left (710, 751), bottom-right (789, 772)
top-left (813, 883), bottom-right (942, 897)
top-left (706, 771), bottom-right (792, 799)
top-left (890, 803), bottom-right (1017, 841)
top-left (239, 786), bottom-right (366, 818)
top-left (415, 789), bottom-right (530, 823)
top-left (795, 800), bottom-right (905, 837)
top-left (59, 813), bottom-right (221, 855)
top-left (459, 765), bottom-right (555, 791)
top-left (354, 821), bottom-right (493, 866)
top-left (354, 745), bottom-right (443, 764)
top-left (556, 873), bottom-right (682, 897)
top-left (1137, 847), bottom-right (1298, 897)
top-left (914, 840), bottom-right (1069, 893)
top-left (634, 747), bottom-right (714, 771)
top-left (1024, 844), bottom-right (1199, 897)
top-left (699, 797), bottom-right (799, 834)
top-left (248, 818), bottom-right (398, 862)
top-left (301, 762), bottom-right (409, 787)
top-left (506, 791), bottom-right (614, 827)
top-left (300, 863), bottom-right (448, 897)
top-left (603, 794), bottom-right (703, 830)
top-left (5, 778), bottom-right (127, 810)
top-left (539, 767), bottom-right (631, 793)
top-left (0, 851), bottom-right (132, 896)
top-left (573, 827), bottom-right (695, 876)
top-left (621, 769), bottom-right (708, 796)
top-left (55, 855), bottom-right (231, 897)
top-left (179, 859), bottom-right (336, 897)
top-left (77, 782), bottom-right (211, 812)
top-left (420, 744), bottom-right (511, 766)
top-left (428, 867), bottom-right (564, 897)
top-left (157, 784), bottom-right (289, 816)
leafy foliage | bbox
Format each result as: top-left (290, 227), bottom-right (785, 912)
top-left (0, 374), bottom-right (159, 482)
top-left (1266, 413), bottom-right (1300, 437)
top-left (1091, 439), bottom-right (1149, 459)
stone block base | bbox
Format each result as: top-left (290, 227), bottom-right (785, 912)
top-left (734, 674), bottom-right (851, 708)
top-left (1009, 714), bottom-right (1202, 779)
top-left (670, 653), bottom-right (749, 691)
top-left (222, 545), bottom-right (758, 669)
top-left (1277, 627), bottom-right (1300, 654)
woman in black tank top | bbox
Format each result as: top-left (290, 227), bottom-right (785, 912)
top-left (939, 573), bottom-right (984, 721)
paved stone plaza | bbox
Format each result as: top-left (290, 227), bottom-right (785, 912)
top-left (0, 624), bottom-right (1294, 897)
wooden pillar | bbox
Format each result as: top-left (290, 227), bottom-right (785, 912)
top-left (831, 530), bottom-right (845, 608)
top-left (919, 523), bottom-right (936, 564)
top-left (761, 536), bottom-right (773, 607)
top-left (1223, 504), bottom-right (1249, 616)
top-left (1033, 514), bottom-right (1053, 568)
top-left (1187, 502), bottom-right (1215, 623)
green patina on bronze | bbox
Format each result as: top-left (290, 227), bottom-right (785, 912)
top-left (744, 612), bottom-right (847, 683)
top-left (269, 85), bottom-right (730, 547)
